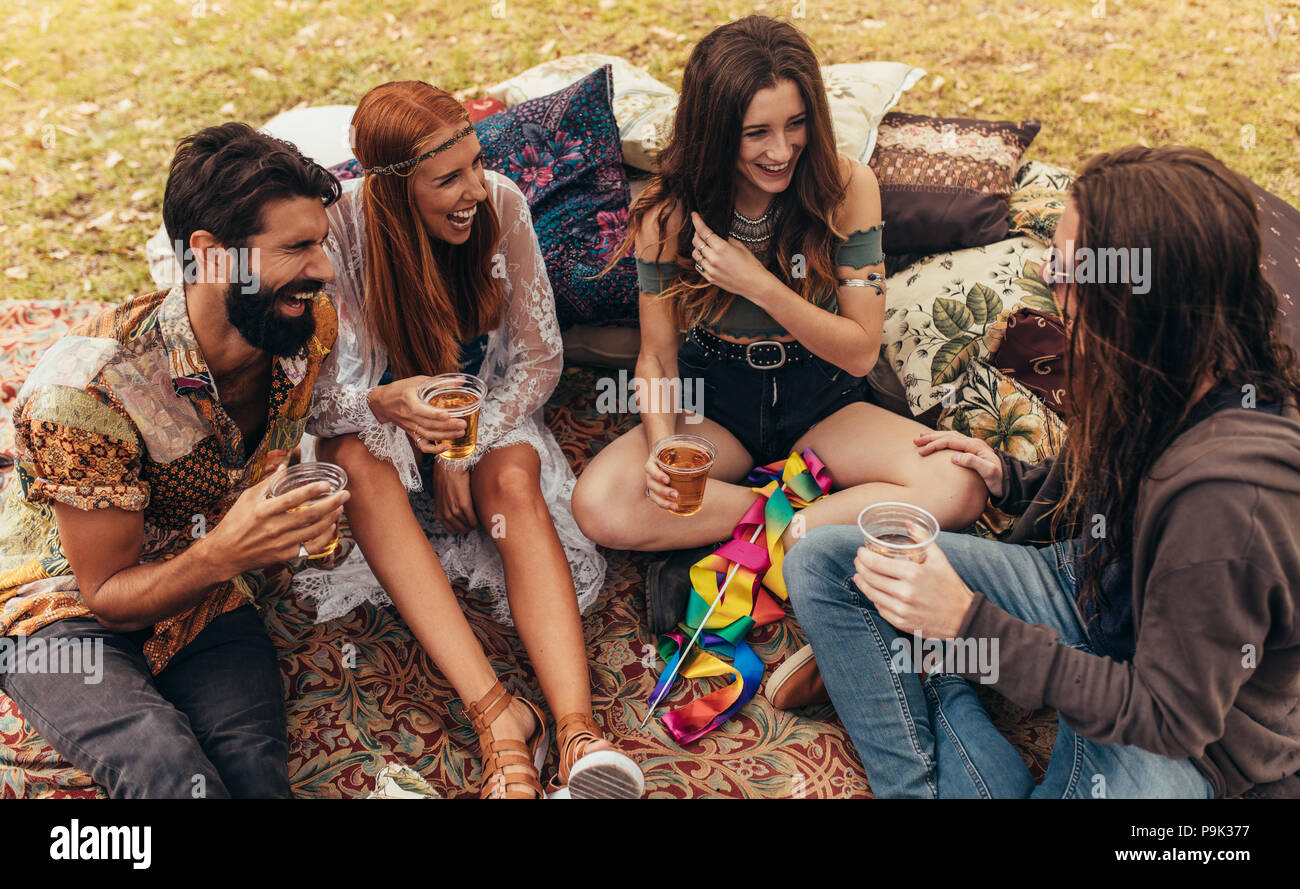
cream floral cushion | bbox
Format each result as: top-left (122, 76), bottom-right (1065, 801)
top-left (881, 236), bottom-right (1060, 415)
top-left (1008, 160), bottom-right (1076, 244)
top-left (938, 357), bottom-right (1066, 462)
top-left (821, 62), bottom-right (925, 162)
top-left (488, 55), bottom-right (924, 172)
top-left (936, 357), bottom-right (1068, 538)
top-left (487, 53), bottom-right (677, 172)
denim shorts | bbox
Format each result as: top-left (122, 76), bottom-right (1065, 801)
top-left (676, 332), bottom-right (870, 465)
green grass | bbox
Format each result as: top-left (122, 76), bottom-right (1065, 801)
top-left (1, 0), bottom-right (1298, 302)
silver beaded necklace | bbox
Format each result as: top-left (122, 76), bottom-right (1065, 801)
top-left (729, 205), bottom-right (776, 250)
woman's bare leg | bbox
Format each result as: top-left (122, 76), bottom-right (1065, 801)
top-left (315, 434), bottom-right (535, 744)
top-left (785, 402), bottom-right (989, 549)
top-left (572, 413), bottom-right (762, 552)
top-left (469, 444), bottom-right (607, 739)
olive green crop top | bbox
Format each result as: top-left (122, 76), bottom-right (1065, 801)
top-left (635, 224), bottom-right (884, 338)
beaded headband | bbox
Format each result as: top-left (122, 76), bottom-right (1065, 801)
top-left (363, 122), bottom-right (475, 177)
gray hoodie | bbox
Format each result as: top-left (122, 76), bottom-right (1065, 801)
top-left (957, 398), bottom-right (1300, 798)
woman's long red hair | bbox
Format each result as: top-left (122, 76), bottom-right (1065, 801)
top-left (352, 81), bottom-right (503, 379)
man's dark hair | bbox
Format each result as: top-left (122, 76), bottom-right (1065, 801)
top-left (162, 122), bottom-right (341, 262)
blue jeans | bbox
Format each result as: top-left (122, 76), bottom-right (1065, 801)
top-left (783, 526), bottom-right (1214, 799)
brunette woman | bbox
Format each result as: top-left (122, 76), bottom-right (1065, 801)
top-left (300, 81), bottom-right (642, 799)
top-left (572, 16), bottom-right (986, 623)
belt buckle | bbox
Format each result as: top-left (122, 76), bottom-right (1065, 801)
top-left (744, 340), bottom-right (787, 370)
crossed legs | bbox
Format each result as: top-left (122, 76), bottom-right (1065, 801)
top-left (573, 401), bottom-right (988, 553)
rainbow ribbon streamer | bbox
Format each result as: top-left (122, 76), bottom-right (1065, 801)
top-left (649, 449), bottom-right (832, 743)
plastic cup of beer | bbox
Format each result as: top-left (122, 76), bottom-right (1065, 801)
top-left (651, 434), bottom-right (716, 517)
top-left (857, 502), bottom-right (940, 564)
top-left (417, 373), bottom-right (486, 461)
top-left (268, 461), bottom-right (348, 560)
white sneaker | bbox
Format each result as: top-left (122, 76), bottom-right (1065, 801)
top-left (566, 749), bottom-right (645, 799)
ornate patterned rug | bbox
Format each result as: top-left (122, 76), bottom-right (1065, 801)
top-left (0, 300), bottom-right (1057, 799)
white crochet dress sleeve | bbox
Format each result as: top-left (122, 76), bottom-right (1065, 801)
top-left (306, 184), bottom-right (422, 490)
top-left (295, 171), bottom-right (606, 627)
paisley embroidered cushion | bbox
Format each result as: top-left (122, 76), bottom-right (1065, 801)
top-left (868, 112), bottom-right (1041, 255)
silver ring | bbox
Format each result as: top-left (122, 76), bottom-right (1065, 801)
top-left (694, 262), bottom-right (704, 274)
top-left (415, 436), bottom-right (423, 444)
top-left (645, 486), bottom-right (651, 498)
top-left (297, 543), bottom-right (310, 559)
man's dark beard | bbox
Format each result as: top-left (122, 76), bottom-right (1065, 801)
top-left (225, 277), bottom-right (322, 357)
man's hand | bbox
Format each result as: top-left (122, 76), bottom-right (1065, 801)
top-left (431, 459), bottom-right (478, 534)
top-left (57, 460), bottom-right (346, 633)
top-left (367, 377), bottom-right (462, 454)
top-left (853, 543), bottom-right (975, 640)
top-left (913, 430), bottom-right (1005, 499)
top-left (201, 462), bottom-right (349, 576)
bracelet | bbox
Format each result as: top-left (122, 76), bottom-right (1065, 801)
top-left (838, 274), bottom-right (885, 295)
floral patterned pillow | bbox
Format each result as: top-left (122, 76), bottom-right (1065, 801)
top-left (881, 236), bottom-right (1060, 415)
top-left (476, 66), bottom-right (639, 327)
top-left (937, 357), bottom-right (1068, 538)
top-left (820, 62), bottom-right (926, 162)
top-left (1007, 160), bottom-right (1076, 244)
top-left (938, 357), bottom-right (1066, 462)
top-left (487, 53), bottom-right (678, 172)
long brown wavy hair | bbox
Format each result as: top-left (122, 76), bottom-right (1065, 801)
top-left (351, 81), bottom-right (503, 379)
top-left (1053, 145), bottom-right (1300, 614)
top-left (610, 15), bottom-right (847, 330)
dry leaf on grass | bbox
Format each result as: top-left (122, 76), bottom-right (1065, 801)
top-left (86, 210), bottom-right (116, 230)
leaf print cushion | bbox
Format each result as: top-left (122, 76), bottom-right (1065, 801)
top-left (1008, 160), bottom-right (1077, 244)
top-left (936, 357), bottom-right (1068, 539)
top-left (881, 236), bottom-right (1058, 416)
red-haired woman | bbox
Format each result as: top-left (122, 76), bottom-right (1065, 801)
top-left (299, 81), bottom-right (641, 799)
top-left (573, 16), bottom-right (987, 625)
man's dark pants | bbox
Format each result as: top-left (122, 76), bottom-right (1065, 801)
top-left (0, 605), bottom-right (291, 798)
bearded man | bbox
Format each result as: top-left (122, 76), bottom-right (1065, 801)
top-left (0, 123), bottom-right (345, 798)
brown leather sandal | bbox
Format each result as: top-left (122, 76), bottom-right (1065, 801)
top-left (467, 680), bottom-right (549, 799)
top-left (551, 711), bottom-right (645, 799)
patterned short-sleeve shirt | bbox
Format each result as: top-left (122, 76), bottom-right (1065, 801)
top-left (0, 283), bottom-right (338, 673)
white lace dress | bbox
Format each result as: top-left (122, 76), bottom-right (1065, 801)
top-left (292, 170), bottom-right (606, 626)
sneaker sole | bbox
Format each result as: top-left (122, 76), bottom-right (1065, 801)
top-left (567, 750), bottom-right (645, 799)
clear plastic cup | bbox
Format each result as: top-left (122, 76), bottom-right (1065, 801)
top-left (267, 461), bottom-right (348, 560)
top-left (857, 502), bottom-right (940, 564)
top-left (417, 372), bottom-right (487, 460)
top-left (651, 434), bottom-right (716, 516)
